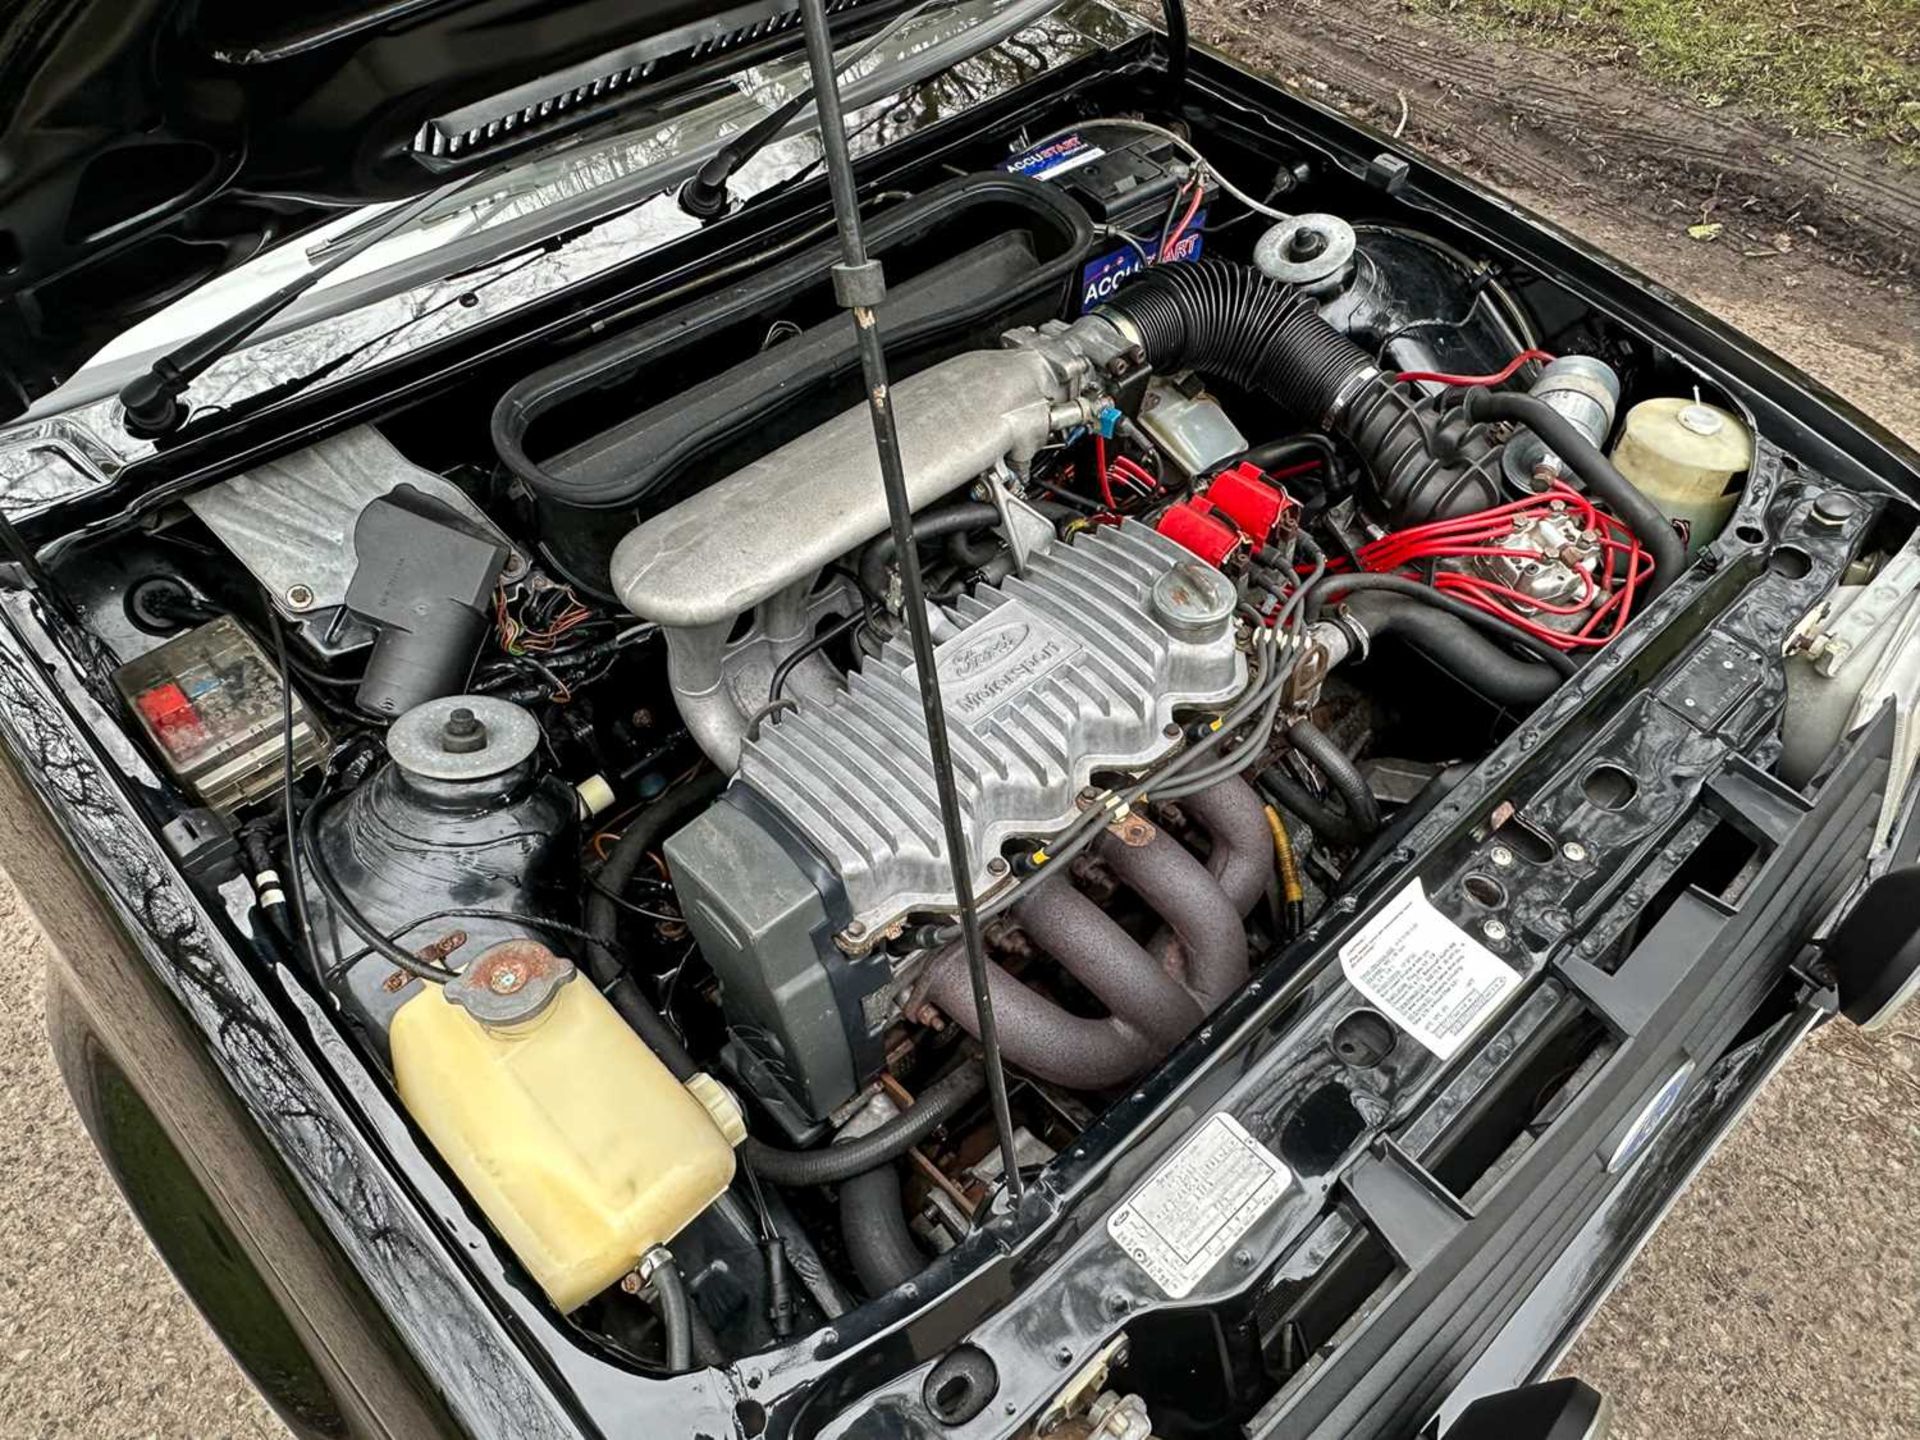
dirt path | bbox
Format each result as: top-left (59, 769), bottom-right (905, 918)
top-left (1191, 0), bottom-right (1920, 448)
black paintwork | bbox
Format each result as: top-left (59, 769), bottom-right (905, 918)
top-left (8, 19), bottom-right (1920, 1440)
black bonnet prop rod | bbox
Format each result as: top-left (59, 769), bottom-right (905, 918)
top-left (795, 0), bottom-right (1024, 1204)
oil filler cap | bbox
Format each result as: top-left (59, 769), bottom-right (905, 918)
top-left (1151, 559), bottom-right (1237, 643)
top-left (388, 694), bottom-right (540, 783)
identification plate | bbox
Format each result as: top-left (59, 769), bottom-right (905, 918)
top-left (1339, 880), bottom-right (1522, 1059)
top-left (1107, 1113), bottom-right (1292, 1298)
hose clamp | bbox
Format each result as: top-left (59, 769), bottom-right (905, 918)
top-left (1093, 306), bottom-right (1145, 354)
top-left (1323, 365), bottom-right (1381, 430)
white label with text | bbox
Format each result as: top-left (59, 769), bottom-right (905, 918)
top-left (1339, 880), bottom-right (1522, 1059)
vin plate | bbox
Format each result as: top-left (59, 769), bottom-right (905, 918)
top-left (1107, 1114), bottom-right (1291, 1298)
top-left (1339, 880), bottom-right (1522, 1059)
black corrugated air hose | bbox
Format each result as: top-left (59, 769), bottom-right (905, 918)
top-left (1101, 261), bottom-right (1505, 522)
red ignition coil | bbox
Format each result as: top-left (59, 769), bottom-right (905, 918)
top-left (1205, 463), bottom-right (1296, 544)
top-left (1156, 497), bottom-right (1242, 567)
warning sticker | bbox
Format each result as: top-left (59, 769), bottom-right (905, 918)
top-left (1339, 880), bottom-right (1522, 1059)
top-left (1107, 1113), bottom-right (1291, 1298)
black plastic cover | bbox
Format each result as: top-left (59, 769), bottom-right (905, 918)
top-left (345, 486), bottom-right (508, 718)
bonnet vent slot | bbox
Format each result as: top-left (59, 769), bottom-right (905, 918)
top-left (410, 0), bottom-right (867, 161)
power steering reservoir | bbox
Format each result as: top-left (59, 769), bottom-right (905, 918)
top-left (391, 939), bottom-right (746, 1312)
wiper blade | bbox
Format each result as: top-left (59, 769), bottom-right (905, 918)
top-left (115, 181), bottom-right (468, 439)
top-left (677, 0), bottom-right (937, 221)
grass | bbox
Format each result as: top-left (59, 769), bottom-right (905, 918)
top-left (1405, 0), bottom-right (1920, 160)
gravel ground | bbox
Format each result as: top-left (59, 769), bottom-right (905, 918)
top-left (2, 17), bottom-right (1918, 1440)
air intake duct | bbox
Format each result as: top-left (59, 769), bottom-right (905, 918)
top-left (1099, 260), bottom-right (1504, 524)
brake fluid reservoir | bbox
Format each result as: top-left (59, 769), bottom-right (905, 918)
top-left (1610, 398), bottom-right (1754, 554)
top-left (391, 940), bottom-right (745, 1312)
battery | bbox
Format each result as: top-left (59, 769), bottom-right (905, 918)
top-left (113, 614), bottom-right (328, 816)
top-left (1003, 129), bottom-right (1216, 312)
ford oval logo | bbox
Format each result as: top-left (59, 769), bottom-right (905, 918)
top-left (1606, 1060), bottom-right (1696, 1173)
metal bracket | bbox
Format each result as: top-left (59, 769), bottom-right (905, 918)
top-left (979, 458), bottom-right (1055, 577)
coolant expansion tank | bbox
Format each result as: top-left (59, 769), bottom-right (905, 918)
top-left (391, 940), bottom-right (745, 1311)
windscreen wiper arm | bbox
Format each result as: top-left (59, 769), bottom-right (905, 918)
top-left (677, 0), bottom-right (936, 221)
top-left (116, 182), bottom-right (465, 440)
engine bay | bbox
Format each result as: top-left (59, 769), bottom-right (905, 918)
top-left (38, 97), bottom-right (1834, 1393)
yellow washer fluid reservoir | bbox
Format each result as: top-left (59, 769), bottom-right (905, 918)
top-left (1609, 397), bottom-right (1754, 554)
top-left (391, 939), bottom-right (745, 1312)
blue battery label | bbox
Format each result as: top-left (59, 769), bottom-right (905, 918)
top-left (1077, 214), bottom-right (1206, 312)
top-left (1002, 133), bottom-right (1106, 181)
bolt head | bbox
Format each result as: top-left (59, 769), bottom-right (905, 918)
top-left (986, 856), bottom-right (1009, 877)
top-left (1561, 840), bottom-right (1589, 863)
top-left (285, 584), bottom-right (315, 610)
top-left (845, 920), bottom-right (867, 939)
top-left (1482, 919), bottom-right (1509, 944)
top-left (1489, 844), bottom-right (1515, 868)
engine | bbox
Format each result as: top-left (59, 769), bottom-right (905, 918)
top-left (664, 520), bottom-right (1247, 1120)
top-left (76, 134), bottom-right (1761, 1368)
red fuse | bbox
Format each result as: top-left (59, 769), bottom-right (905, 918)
top-left (136, 681), bottom-right (211, 760)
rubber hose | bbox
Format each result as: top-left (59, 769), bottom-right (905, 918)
top-left (1209, 433), bottom-right (1342, 497)
top-left (858, 502), bottom-right (1002, 599)
top-left (650, 1256), bottom-right (694, 1372)
top-left (742, 1060), bottom-right (985, 1186)
top-left (1458, 388), bottom-right (1684, 598)
top-left (1102, 261), bottom-right (1505, 522)
top-left (585, 769), bottom-right (728, 1081)
top-left (1257, 768), bottom-right (1371, 848)
top-left (839, 1164), bottom-right (928, 1298)
top-left (1344, 762), bottom-right (1472, 887)
top-left (1310, 571), bottom-right (1578, 677)
top-left (946, 527), bottom-right (1002, 570)
top-left (1285, 719), bottom-right (1382, 839)
top-left (1344, 591), bottom-right (1566, 707)
top-left (1103, 261), bottom-right (1371, 419)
